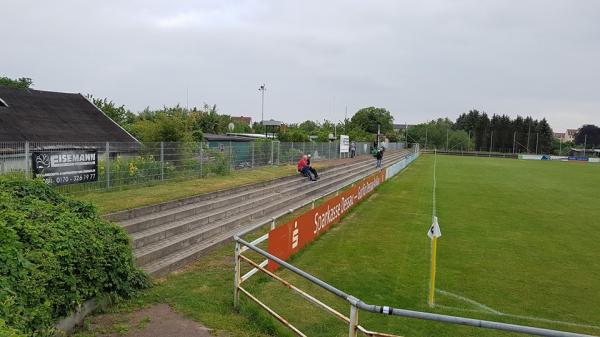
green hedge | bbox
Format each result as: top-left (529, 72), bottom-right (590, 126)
top-left (0, 175), bottom-right (149, 336)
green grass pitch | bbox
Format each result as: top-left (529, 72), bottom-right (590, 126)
top-left (245, 155), bottom-right (600, 337)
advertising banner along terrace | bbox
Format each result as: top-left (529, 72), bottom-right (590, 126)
top-left (268, 170), bottom-right (385, 271)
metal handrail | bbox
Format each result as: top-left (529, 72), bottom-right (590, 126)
top-left (234, 236), bottom-right (597, 337)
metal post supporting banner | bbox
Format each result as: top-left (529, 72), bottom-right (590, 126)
top-left (24, 141), bottom-right (29, 178)
top-left (105, 142), bottom-right (110, 188)
top-left (160, 142), bottom-right (164, 181)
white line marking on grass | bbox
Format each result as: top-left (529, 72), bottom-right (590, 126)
top-left (436, 289), bottom-right (600, 331)
top-left (498, 312), bottom-right (600, 331)
top-left (436, 289), bottom-right (501, 314)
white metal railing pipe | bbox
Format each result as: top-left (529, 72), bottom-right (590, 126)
top-left (233, 236), bottom-right (597, 337)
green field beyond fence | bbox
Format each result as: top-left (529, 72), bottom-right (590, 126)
top-left (241, 155), bottom-right (600, 337)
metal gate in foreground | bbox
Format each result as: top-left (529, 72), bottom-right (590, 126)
top-left (233, 236), bottom-right (596, 337)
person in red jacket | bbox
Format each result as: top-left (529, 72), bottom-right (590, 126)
top-left (297, 155), bottom-right (316, 181)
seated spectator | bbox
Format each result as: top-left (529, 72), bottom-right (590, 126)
top-left (297, 155), bottom-right (316, 181)
top-left (306, 154), bottom-right (319, 179)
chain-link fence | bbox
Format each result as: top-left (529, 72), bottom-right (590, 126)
top-left (0, 141), bottom-right (404, 194)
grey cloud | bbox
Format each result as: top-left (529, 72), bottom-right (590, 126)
top-left (2, 0), bottom-right (599, 131)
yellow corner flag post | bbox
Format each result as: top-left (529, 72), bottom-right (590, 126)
top-left (427, 216), bottom-right (442, 307)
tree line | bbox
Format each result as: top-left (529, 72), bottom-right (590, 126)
top-left (90, 95), bottom-right (398, 143)
top-left (407, 110), bottom-right (555, 154)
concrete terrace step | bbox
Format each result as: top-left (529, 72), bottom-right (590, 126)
top-left (107, 154), bottom-right (380, 223)
top-left (128, 157), bottom-right (385, 248)
top-left (134, 151), bottom-right (409, 276)
top-left (120, 155), bottom-right (381, 235)
top-left (131, 155), bottom-right (398, 267)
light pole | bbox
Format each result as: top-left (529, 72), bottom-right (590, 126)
top-left (259, 84), bottom-right (266, 136)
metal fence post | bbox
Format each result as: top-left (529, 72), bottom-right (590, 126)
top-left (271, 217), bottom-right (276, 230)
top-left (230, 141), bottom-right (233, 170)
top-left (24, 141), bottom-right (29, 178)
top-left (270, 141), bottom-right (274, 165)
top-left (234, 242), bottom-right (241, 310)
top-left (160, 142), bottom-right (164, 181)
top-left (200, 143), bottom-right (204, 177)
top-left (348, 304), bottom-right (358, 337)
top-left (105, 142), bottom-right (110, 188)
top-left (277, 142), bottom-right (280, 165)
top-left (251, 142), bottom-right (254, 168)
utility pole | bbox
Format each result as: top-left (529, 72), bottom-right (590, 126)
top-left (259, 84), bottom-right (266, 137)
top-left (527, 123), bottom-right (531, 153)
top-left (446, 128), bottom-right (449, 151)
top-left (405, 122), bottom-right (408, 148)
top-left (377, 124), bottom-right (381, 147)
top-left (559, 137), bottom-right (562, 155)
top-left (468, 130), bottom-right (471, 152)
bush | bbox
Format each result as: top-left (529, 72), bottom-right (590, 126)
top-left (0, 175), bottom-right (149, 336)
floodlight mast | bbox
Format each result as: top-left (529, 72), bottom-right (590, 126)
top-left (259, 84), bottom-right (266, 137)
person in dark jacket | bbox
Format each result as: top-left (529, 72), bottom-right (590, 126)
top-left (350, 142), bottom-right (357, 158)
top-left (375, 146), bottom-right (385, 168)
top-left (306, 154), bottom-right (319, 179)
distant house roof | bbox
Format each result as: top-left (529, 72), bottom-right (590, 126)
top-left (0, 86), bottom-right (138, 143)
top-left (203, 133), bottom-right (253, 142)
top-left (393, 124), bottom-right (416, 130)
top-left (261, 119), bottom-right (284, 126)
top-left (226, 133), bottom-right (275, 139)
top-left (231, 116), bottom-right (252, 125)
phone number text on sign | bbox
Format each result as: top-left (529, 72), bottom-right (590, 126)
top-left (32, 150), bottom-right (99, 186)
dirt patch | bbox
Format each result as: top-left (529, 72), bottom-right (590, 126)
top-left (81, 304), bottom-right (213, 337)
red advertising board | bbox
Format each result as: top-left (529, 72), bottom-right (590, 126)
top-left (267, 170), bottom-right (386, 271)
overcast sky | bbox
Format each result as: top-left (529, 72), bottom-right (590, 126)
top-left (3, 0), bottom-right (599, 131)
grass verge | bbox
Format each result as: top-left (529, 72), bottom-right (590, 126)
top-left (77, 162), bottom-right (337, 215)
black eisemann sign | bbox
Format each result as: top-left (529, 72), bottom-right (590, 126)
top-left (32, 150), bottom-right (98, 186)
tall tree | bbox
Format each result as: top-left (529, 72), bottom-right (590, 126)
top-left (87, 95), bottom-right (133, 126)
top-left (350, 107), bottom-right (394, 134)
top-left (575, 125), bottom-right (600, 148)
